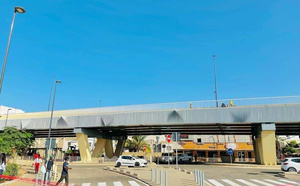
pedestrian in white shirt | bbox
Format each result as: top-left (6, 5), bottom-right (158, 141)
top-left (0, 153), bottom-right (6, 181)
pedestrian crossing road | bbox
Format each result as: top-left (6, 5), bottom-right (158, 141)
top-left (207, 178), bottom-right (299, 186)
top-left (68, 180), bottom-right (144, 186)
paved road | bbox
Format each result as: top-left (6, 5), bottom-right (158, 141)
top-left (57, 164), bottom-right (147, 186)
top-left (159, 164), bottom-right (300, 186)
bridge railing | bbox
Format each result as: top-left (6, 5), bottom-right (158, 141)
top-left (70, 95), bottom-right (300, 114)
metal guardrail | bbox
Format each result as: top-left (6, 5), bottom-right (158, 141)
top-left (61, 95), bottom-right (300, 114)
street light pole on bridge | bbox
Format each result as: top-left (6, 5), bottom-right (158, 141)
top-left (46, 80), bottom-right (61, 158)
top-left (213, 55), bottom-right (218, 107)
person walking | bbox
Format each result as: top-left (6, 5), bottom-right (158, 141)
top-left (0, 153), bottom-right (6, 181)
top-left (33, 153), bottom-right (42, 174)
top-left (44, 155), bottom-right (54, 183)
top-left (55, 157), bottom-right (72, 186)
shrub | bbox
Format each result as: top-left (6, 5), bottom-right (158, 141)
top-left (3, 163), bottom-right (19, 177)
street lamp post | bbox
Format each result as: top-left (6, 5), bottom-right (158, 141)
top-left (212, 55), bottom-right (218, 107)
top-left (4, 108), bottom-right (12, 127)
top-left (0, 7), bottom-right (26, 97)
top-left (47, 76), bottom-right (56, 111)
top-left (46, 81), bottom-right (61, 158)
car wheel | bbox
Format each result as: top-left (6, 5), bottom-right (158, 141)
top-left (116, 162), bottom-right (121, 167)
top-left (135, 162), bottom-right (140, 167)
top-left (288, 167), bottom-right (297, 172)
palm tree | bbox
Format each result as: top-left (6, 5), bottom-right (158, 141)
top-left (125, 136), bottom-right (149, 152)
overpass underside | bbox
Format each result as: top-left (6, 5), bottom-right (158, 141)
top-left (28, 122), bottom-right (300, 138)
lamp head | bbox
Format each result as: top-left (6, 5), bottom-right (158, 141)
top-left (56, 81), bottom-right (61, 84)
top-left (14, 7), bottom-right (26, 13)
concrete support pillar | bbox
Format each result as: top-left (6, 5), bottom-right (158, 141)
top-left (76, 133), bottom-right (92, 162)
top-left (92, 138), bottom-right (107, 157)
top-left (251, 151), bottom-right (255, 162)
top-left (217, 151), bottom-right (221, 162)
top-left (253, 123), bottom-right (277, 165)
top-left (105, 140), bottom-right (114, 158)
top-left (245, 151), bottom-right (249, 162)
top-left (234, 151), bottom-right (239, 162)
top-left (205, 151), bottom-right (208, 162)
top-left (115, 140), bottom-right (125, 157)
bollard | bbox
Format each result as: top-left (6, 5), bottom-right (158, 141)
top-left (201, 171), bottom-right (205, 186)
top-left (160, 170), bottom-right (163, 185)
top-left (155, 169), bottom-right (158, 183)
top-left (34, 174), bottom-right (39, 186)
top-left (165, 171), bottom-right (168, 186)
top-left (151, 168), bottom-right (154, 181)
top-left (194, 169), bottom-right (198, 182)
top-left (197, 170), bottom-right (201, 185)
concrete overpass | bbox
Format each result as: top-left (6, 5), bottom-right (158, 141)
top-left (1, 96), bottom-right (300, 165)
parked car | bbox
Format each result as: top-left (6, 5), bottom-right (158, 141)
top-left (133, 156), bottom-right (148, 165)
top-left (178, 154), bottom-right (193, 163)
top-left (160, 153), bottom-right (175, 163)
top-left (281, 157), bottom-right (300, 172)
top-left (115, 155), bottom-right (147, 167)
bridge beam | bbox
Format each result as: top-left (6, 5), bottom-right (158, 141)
top-left (253, 123), bottom-right (276, 165)
top-left (76, 133), bottom-right (92, 162)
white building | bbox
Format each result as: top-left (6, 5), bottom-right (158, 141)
top-left (0, 105), bottom-right (25, 115)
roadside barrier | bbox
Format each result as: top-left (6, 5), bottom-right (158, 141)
top-left (151, 168), bottom-right (168, 186)
top-left (194, 169), bottom-right (205, 186)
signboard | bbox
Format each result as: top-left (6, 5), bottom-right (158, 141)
top-left (226, 143), bottom-right (237, 150)
top-left (179, 134), bottom-right (188, 139)
top-left (228, 148), bottom-right (233, 155)
top-left (167, 134), bottom-right (171, 143)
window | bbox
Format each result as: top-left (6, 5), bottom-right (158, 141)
top-left (291, 159), bottom-right (300, 163)
top-left (283, 159), bottom-right (289, 162)
top-left (122, 156), bottom-right (129, 160)
top-left (162, 144), bottom-right (166, 148)
top-left (197, 138), bottom-right (202, 143)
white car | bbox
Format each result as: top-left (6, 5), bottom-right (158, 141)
top-left (281, 157), bottom-right (300, 172)
top-left (115, 155), bottom-right (147, 167)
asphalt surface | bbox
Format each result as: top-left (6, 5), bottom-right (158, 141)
top-left (160, 164), bottom-right (282, 180)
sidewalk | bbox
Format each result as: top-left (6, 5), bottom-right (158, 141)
top-left (107, 164), bottom-right (201, 186)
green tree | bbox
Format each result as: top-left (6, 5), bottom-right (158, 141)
top-left (0, 126), bottom-right (34, 155)
top-left (124, 136), bottom-right (149, 152)
top-left (283, 140), bottom-right (299, 155)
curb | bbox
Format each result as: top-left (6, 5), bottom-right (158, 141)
top-left (104, 166), bottom-right (151, 186)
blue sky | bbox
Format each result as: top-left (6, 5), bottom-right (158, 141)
top-left (0, 0), bottom-right (299, 112)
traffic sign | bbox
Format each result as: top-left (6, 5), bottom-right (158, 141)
top-left (144, 145), bottom-right (146, 151)
top-left (228, 148), bottom-right (233, 155)
top-left (167, 134), bottom-right (171, 143)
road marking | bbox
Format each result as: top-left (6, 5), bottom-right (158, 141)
top-left (82, 183), bottom-right (91, 186)
top-left (264, 179), bottom-right (287, 185)
top-left (128, 181), bottom-right (140, 186)
top-left (222, 179), bottom-right (241, 186)
top-left (279, 179), bottom-right (299, 184)
top-left (113, 181), bottom-right (123, 186)
top-left (98, 182), bottom-right (107, 186)
top-left (250, 179), bottom-right (273, 186)
top-left (207, 179), bottom-right (224, 186)
top-left (236, 179), bottom-right (258, 186)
